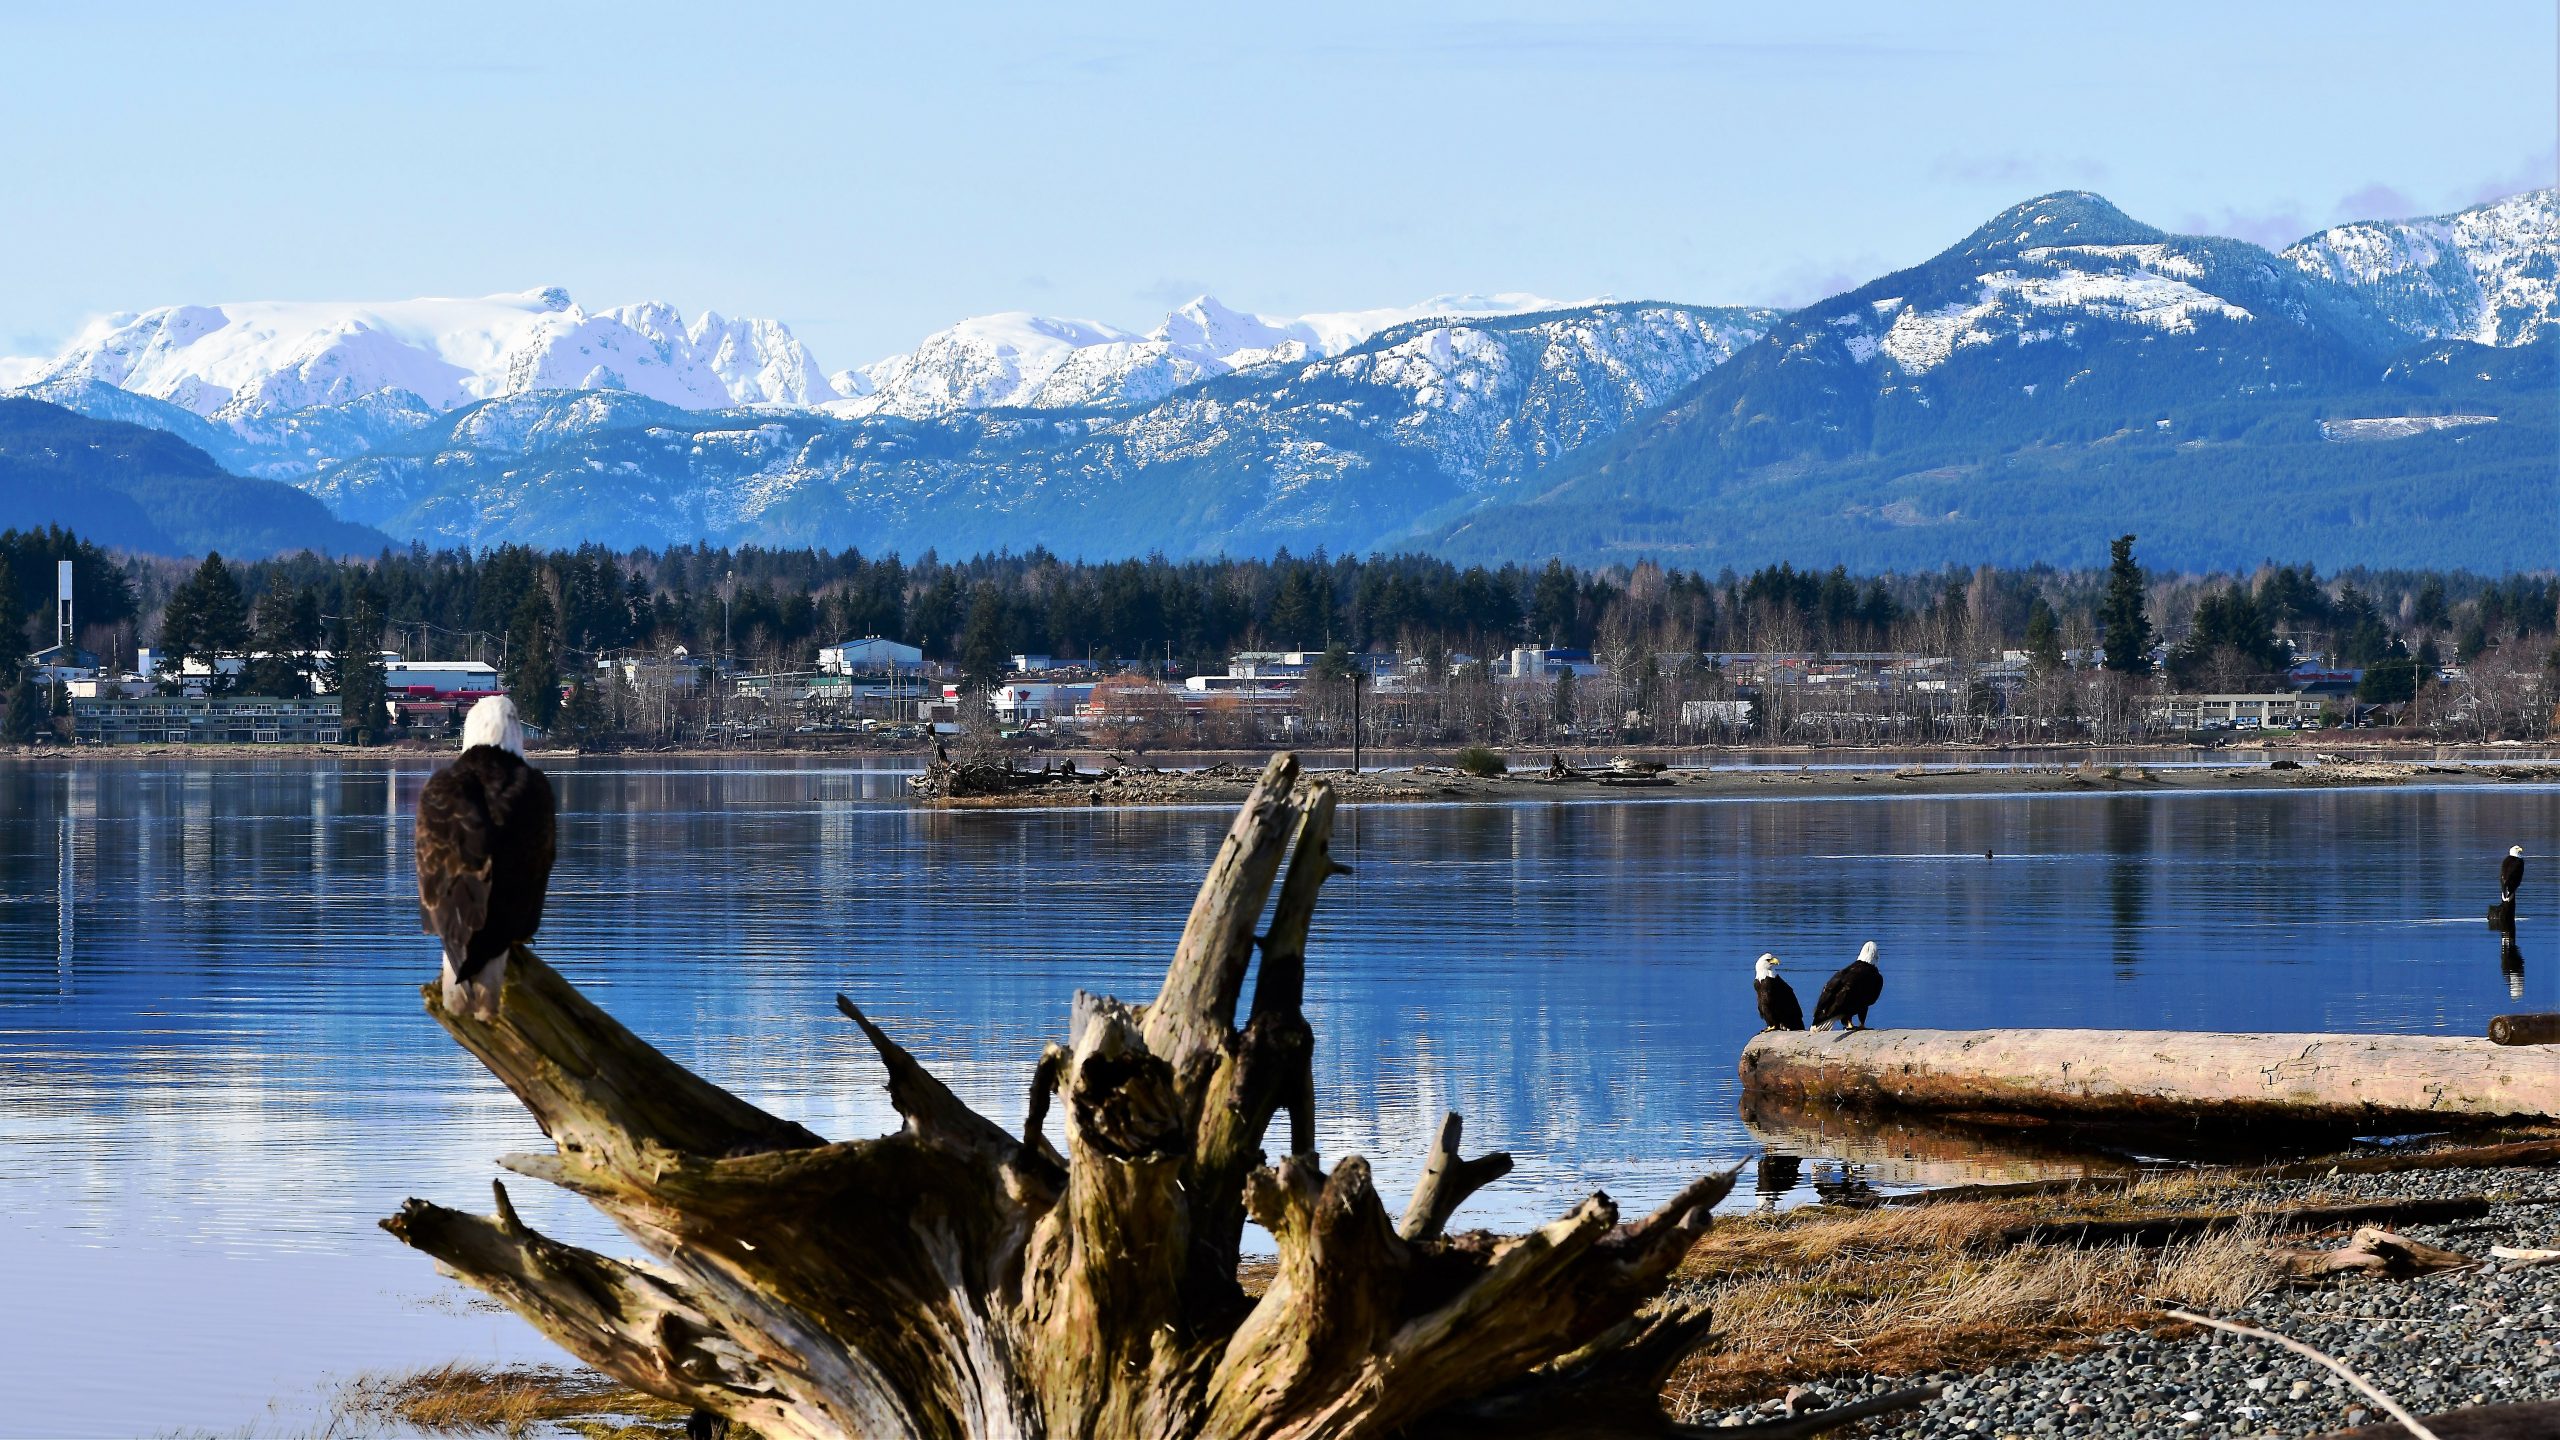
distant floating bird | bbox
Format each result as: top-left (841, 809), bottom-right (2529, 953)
top-left (1811, 941), bottom-right (1885, 1031)
top-left (2504, 845), bottom-right (2527, 905)
top-left (415, 696), bottom-right (557, 1020)
top-left (1754, 953), bottom-right (1805, 1031)
top-left (1984, 848), bottom-right (1994, 860)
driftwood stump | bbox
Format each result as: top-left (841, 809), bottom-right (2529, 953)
top-left (382, 753), bottom-right (1855, 1440)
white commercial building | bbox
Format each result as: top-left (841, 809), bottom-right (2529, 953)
top-left (386, 660), bottom-right (501, 694)
top-left (819, 636), bottom-right (926, 675)
top-left (994, 682), bottom-right (1094, 723)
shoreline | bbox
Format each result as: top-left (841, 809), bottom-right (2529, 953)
top-left (920, 755), bottom-right (2560, 808)
top-left (5, 738), bottom-right (2554, 765)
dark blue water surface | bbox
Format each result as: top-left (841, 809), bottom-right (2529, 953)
top-left (1, 756), bottom-right (2553, 1436)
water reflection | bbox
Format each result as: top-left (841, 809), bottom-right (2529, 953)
top-left (0, 758), bottom-right (2554, 1436)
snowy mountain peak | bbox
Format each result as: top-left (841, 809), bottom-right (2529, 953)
top-left (828, 291), bottom-right (1581, 419)
top-left (9, 289), bottom-right (839, 428)
top-left (1150, 295), bottom-right (1297, 355)
top-left (2281, 188), bottom-right (2558, 345)
top-left (1954, 191), bottom-right (2165, 259)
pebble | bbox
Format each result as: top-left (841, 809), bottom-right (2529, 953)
top-left (1683, 1164), bottom-right (2560, 1438)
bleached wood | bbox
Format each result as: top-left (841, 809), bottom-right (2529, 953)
top-left (385, 754), bottom-right (1785, 1440)
top-left (1741, 1028), bottom-right (2560, 1130)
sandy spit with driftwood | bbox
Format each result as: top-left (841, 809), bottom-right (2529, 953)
top-left (909, 752), bottom-right (2560, 808)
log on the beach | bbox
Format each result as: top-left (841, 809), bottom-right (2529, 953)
top-left (1879, 1135), bottom-right (2560, 1208)
top-left (2276, 1226), bottom-right (2477, 1280)
top-left (2318, 1399), bottom-right (2560, 1438)
top-left (1740, 1028), bottom-right (2560, 1130)
top-left (2000, 1197), bottom-right (2488, 1250)
top-left (2488, 1013), bottom-right (2560, 1046)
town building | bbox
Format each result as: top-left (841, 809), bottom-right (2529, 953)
top-left (818, 637), bottom-right (926, 676)
top-left (994, 682), bottom-right (1094, 723)
top-left (73, 694), bottom-right (345, 745)
top-left (1504, 647), bottom-right (1608, 680)
top-left (387, 659), bottom-right (501, 695)
top-left (2145, 693), bottom-right (2322, 730)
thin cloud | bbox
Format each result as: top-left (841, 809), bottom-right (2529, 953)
top-left (2178, 205), bottom-right (2313, 248)
top-left (1929, 154), bottom-right (2113, 187)
top-left (2461, 149), bottom-right (2558, 205)
top-left (1313, 20), bottom-right (1964, 67)
top-left (1766, 253), bottom-right (1896, 308)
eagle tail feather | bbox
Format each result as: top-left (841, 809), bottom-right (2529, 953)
top-left (441, 946), bottom-right (509, 1022)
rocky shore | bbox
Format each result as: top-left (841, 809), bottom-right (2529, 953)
top-left (1691, 1164), bottom-right (2560, 1439)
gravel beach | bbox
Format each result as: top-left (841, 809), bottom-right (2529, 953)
top-left (1688, 1165), bottom-right (2560, 1439)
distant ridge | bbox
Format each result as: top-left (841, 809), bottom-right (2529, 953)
top-left (3, 187), bottom-right (2552, 570)
top-left (0, 397), bottom-right (391, 557)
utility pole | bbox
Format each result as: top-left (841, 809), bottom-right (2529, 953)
top-left (1350, 668), bottom-right (1363, 775)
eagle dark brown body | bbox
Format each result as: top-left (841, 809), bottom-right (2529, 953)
top-left (416, 743), bottom-right (556, 1018)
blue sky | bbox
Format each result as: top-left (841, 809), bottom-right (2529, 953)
top-left (3, 2), bottom-right (2552, 369)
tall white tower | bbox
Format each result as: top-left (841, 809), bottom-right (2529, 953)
top-left (56, 560), bottom-right (72, 650)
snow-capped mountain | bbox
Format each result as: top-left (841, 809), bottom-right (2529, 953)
top-left (11, 287), bottom-right (838, 432)
top-left (827, 293), bottom-right (1577, 418)
top-left (5, 187), bottom-right (2551, 571)
top-left (1423, 189), bottom-right (2556, 571)
top-left (2281, 188), bottom-right (2558, 346)
top-left (1810, 192), bottom-right (2399, 379)
top-left (289, 301), bottom-right (1777, 555)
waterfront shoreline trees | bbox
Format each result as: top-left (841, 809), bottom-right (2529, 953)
top-left (10, 526), bottom-right (2555, 749)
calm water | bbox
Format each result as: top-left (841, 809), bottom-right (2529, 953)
top-left (2, 757), bottom-right (2553, 1437)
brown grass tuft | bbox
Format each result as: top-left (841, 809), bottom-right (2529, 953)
top-left (1667, 1176), bottom-right (2320, 1413)
top-left (331, 1363), bottom-right (693, 1436)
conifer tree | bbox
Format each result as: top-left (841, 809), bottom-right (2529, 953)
top-left (329, 588), bottom-right (391, 743)
top-left (5, 674), bottom-right (44, 745)
top-left (957, 581), bottom-right (1011, 691)
top-left (2098, 534), bottom-right (2153, 674)
top-left (245, 589), bottom-right (312, 696)
top-left (557, 677), bottom-right (610, 750)
top-left (2024, 596), bottom-right (2065, 671)
top-left (0, 554), bottom-right (23, 682)
top-left (503, 586), bottom-right (562, 728)
top-left (160, 552), bottom-right (251, 691)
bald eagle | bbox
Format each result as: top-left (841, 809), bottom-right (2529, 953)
top-left (1810, 942), bottom-right (1884, 1031)
top-left (416, 696), bottom-right (556, 1019)
top-left (2504, 846), bottom-right (2527, 905)
top-left (1754, 953), bottom-right (1805, 1031)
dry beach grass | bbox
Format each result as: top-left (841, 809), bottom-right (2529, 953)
top-left (1662, 1180), bottom-right (2303, 1413)
top-left (329, 1156), bottom-right (2551, 1437)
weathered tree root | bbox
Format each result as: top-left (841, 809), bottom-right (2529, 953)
top-left (386, 754), bottom-right (1806, 1440)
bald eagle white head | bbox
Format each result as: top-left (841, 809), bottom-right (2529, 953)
top-left (1755, 953), bottom-right (1781, 981)
top-left (463, 695), bottom-right (526, 755)
top-left (1856, 940), bottom-right (1880, 968)
top-left (2515, 845), bottom-right (2530, 859)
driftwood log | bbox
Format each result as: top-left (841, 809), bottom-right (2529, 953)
top-left (2487, 1013), bottom-right (2560, 1046)
top-left (1741, 1029), bottom-right (2560, 1132)
top-left (384, 754), bottom-right (1926, 1440)
top-left (2319, 1399), bottom-right (2560, 1438)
